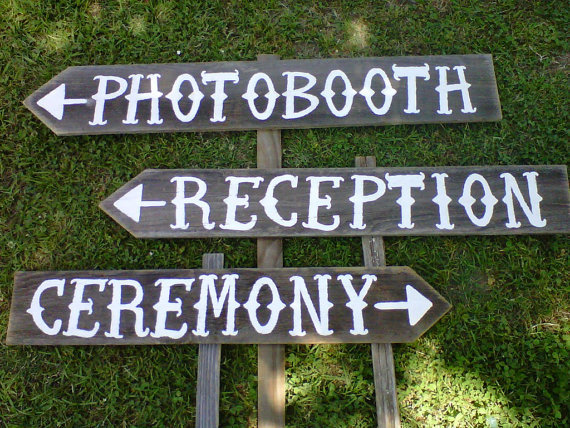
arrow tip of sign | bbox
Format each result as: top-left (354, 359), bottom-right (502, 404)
top-left (36, 84), bottom-right (66, 120)
top-left (113, 184), bottom-right (144, 223)
top-left (406, 284), bottom-right (433, 326)
top-left (24, 95), bottom-right (66, 136)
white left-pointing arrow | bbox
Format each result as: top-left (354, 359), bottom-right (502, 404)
top-left (113, 184), bottom-right (166, 223)
top-left (36, 84), bottom-right (87, 120)
top-left (374, 285), bottom-right (433, 326)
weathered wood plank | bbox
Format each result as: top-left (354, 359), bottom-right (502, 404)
top-left (256, 53), bottom-right (286, 428)
top-left (371, 343), bottom-right (400, 428)
top-left (24, 55), bottom-right (501, 136)
top-left (196, 253), bottom-right (224, 428)
top-left (357, 156), bottom-right (401, 428)
top-left (6, 267), bottom-right (451, 345)
top-left (99, 165), bottom-right (570, 238)
top-left (258, 343), bottom-right (285, 428)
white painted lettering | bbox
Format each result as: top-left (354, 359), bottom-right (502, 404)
top-left (170, 176), bottom-right (215, 230)
top-left (242, 72), bottom-right (280, 120)
top-left (431, 173), bottom-right (455, 230)
top-left (320, 70), bottom-right (357, 117)
top-left (89, 76), bottom-right (128, 126)
top-left (105, 279), bottom-right (149, 339)
top-left (122, 74), bottom-right (163, 125)
top-left (289, 274), bottom-right (334, 337)
top-left (220, 176), bottom-right (264, 231)
top-left (63, 279), bottom-right (106, 338)
top-left (193, 274), bottom-right (240, 337)
top-left (435, 66), bottom-right (477, 115)
top-left (302, 176), bottom-right (344, 231)
top-left (152, 278), bottom-right (195, 339)
top-left (385, 173), bottom-right (425, 229)
top-left (392, 63), bottom-right (430, 113)
top-left (500, 172), bottom-right (546, 228)
top-left (359, 68), bottom-right (397, 115)
top-left (259, 174), bottom-right (299, 227)
top-left (349, 175), bottom-right (386, 230)
top-left (27, 279), bottom-right (65, 336)
top-left (458, 173), bottom-right (498, 226)
top-left (282, 71), bottom-right (319, 119)
top-left (201, 70), bottom-right (239, 122)
top-left (165, 74), bottom-right (204, 122)
top-left (337, 274), bottom-right (376, 335)
top-left (243, 277), bottom-right (286, 335)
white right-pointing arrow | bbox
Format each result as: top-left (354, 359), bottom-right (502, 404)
top-left (36, 84), bottom-right (87, 120)
top-left (374, 285), bottom-right (433, 326)
top-left (113, 184), bottom-right (166, 223)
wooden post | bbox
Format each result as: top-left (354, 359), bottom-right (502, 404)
top-left (357, 156), bottom-right (401, 428)
top-left (196, 253), bottom-right (224, 428)
top-left (256, 54), bottom-right (285, 428)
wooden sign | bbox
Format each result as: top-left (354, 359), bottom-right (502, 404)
top-left (7, 267), bottom-right (450, 345)
top-left (100, 165), bottom-right (569, 238)
top-left (24, 54), bottom-right (501, 135)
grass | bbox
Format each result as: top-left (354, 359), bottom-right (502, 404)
top-left (0, 0), bottom-right (568, 426)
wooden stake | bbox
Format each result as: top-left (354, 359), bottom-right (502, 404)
top-left (196, 253), bottom-right (224, 428)
top-left (256, 54), bottom-right (285, 428)
top-left (357, 156), bottom-right (401, 428)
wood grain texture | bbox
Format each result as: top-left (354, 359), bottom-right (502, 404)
top-left (258, 344), bottom-right (285, 428)
top-left (99, 166), bottom-right (570, 238)
top-left (371, 343), bottom-right (400, 428)
top-left (196, 253), bottom-right (224, 428)
top-left (7, 267), bottom-right (450, 346)
top-left (256, 52), bottom-right (285, 428)
top-left (357, 156), bottom-right (401, 428)
top-left (24, 55), bottom-right (501, 136)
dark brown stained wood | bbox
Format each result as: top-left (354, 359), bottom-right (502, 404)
top-left (196, 253), bottom-right (224, 428)
top-left (7, 267), bottom-right (450, 346)
top-left (357, 156), bottom-right (401, 428)
top-left (24, 55), bottom-right (501, 136)
top-left (99, 165), bottom-right (570, 238)
top-left (256, 54), bottom-right (286, 428)
top-left (371, 344), bottom-right (400, 428)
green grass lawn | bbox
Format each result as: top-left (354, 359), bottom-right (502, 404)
top-left (1, 0), bottom-right (568, 426)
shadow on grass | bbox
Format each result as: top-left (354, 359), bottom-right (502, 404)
top-left (279, 236), bottom-right (568, 427)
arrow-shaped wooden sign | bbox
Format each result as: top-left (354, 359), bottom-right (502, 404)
top-left (24, 54), bottom-right (501, 135)
top-left (7, 267), bottom-right (450, 345)
top-left (99, 165), bottom-right (570, 238)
